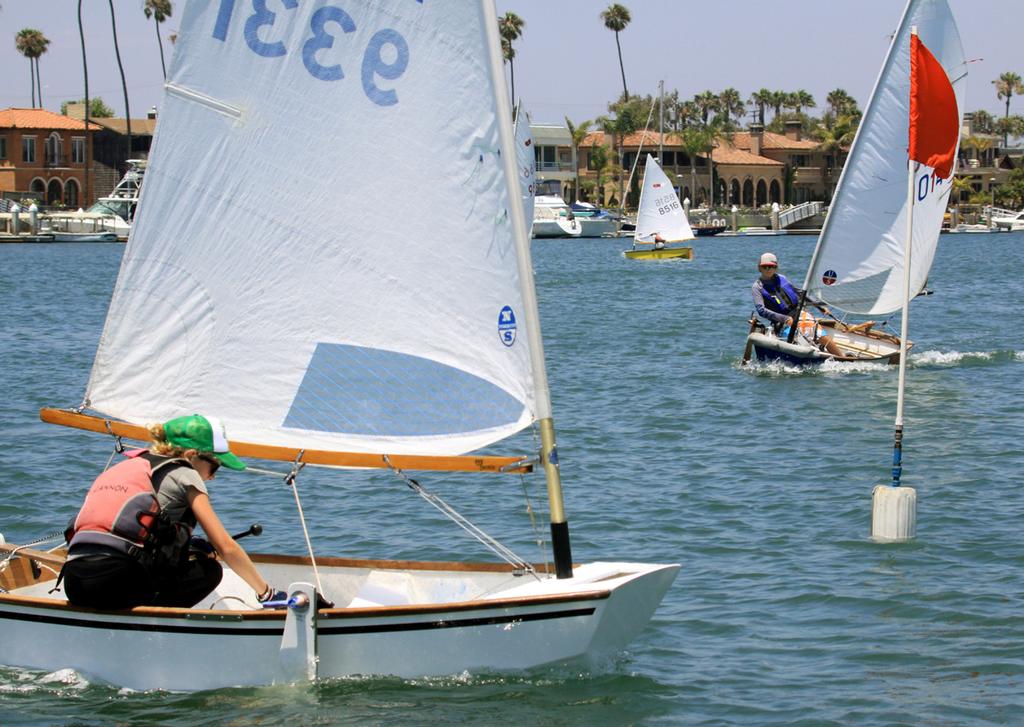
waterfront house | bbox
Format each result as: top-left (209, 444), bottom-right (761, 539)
top-left (0, 108), bottom-right (102, 207)
top-left (65, 103), bottom-right (157, 199)
top-left (578, 128), bottom-right (786, 210)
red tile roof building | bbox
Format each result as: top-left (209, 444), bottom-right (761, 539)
top-left (576, 118), bottom-right (836, 208)
top-left (0, 108), bottom-right (102, 207)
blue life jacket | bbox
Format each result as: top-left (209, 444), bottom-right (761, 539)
top-left (760, 274), bottom-right (800, 315)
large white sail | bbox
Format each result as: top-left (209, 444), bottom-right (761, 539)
top-left (85, 2), bottom-right (537, 456)
top-left (634, 155), bottom-right (695, 243)
top-left (804, 0), bottom-right (965, 315)
top-left (513, 105), bottom-right (536, 231)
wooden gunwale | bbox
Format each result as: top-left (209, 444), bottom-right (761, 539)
top-left (39, 408), bottom-right (533, 473)
top-left (0, 587), bottom-right (611, 621)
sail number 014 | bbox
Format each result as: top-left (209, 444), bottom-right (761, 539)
top-left (212, 0), bottom-right (410, 106)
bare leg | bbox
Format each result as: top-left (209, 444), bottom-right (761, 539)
top-left (820, 334), bottom-right (847, 358)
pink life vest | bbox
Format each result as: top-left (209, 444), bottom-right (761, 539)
top-left (69, 452), bottom-right (190, 558)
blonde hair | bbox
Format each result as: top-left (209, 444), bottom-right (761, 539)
top-left (146, 422), bottom-right (200, 459)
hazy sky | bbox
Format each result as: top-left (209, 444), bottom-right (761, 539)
top-left (0, 0), bottom-right (1020, 127)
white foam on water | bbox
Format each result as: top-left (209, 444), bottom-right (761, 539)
top-left (740, 357), bottom-right (889, 377)
top-left (909, 350), bottom-right (995, 367)
top-left (0, 666), bottom-right (89, 693)
top-left (1016, 351), bottom-right (1024, 362)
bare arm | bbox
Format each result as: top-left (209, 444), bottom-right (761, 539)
top-left (188, 490), bottom-right (269, 597)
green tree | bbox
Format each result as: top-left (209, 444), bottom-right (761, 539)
top-left (15, 28), bottom-right (49, 108)
top-left (596, 95), bottom-right (649, 210)
top-left (786, 89), bottom-right (816, 115)
top-left (961, 134), bottom-right (992, 166)
top-left (61, 97), bottom-right (115, 117)
top-left (565, 117), bottom-right (592, 203)
top-left (143, 0), bottom-right (173, 81)
top-left (814, 113), bottom-right (858, 199)
top-left (693, 90), bottom-right (719, 127)
top-left (749, 88), bottom-right (773, 125)
top-left (769, 90), bottom-right (787, 119)
top-left (498, 12), bottom-right (524, 110)
top-left (993, 71), bottom-right (1023, 146)
top-left (969, 109), bottom-right (994, 134)
top-left (825, 88), bottom-right (857, 117)
top-left (586, 142), bottom-right (613, 204)
top-left (717, 87), bottom-right (744, 128)
top-left (600, 4), bottom-right (631, 100)
top-left (679, 126), bottom-right (712, 208)
top-left (994, 114), bottom-right (1024, 147)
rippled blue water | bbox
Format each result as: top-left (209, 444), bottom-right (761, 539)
top-left (1, 232), bottom-right (1022, 725)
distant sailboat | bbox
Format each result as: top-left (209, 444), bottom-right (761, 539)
top-left (624, 155), bottom-right (695, 260)
top-left (0, 0), bottom-right (677, 690)
top-left (744, 0), bottom-right (965, 365)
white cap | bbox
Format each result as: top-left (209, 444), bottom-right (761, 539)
top-left (759, 252), bottom-right (778, 267)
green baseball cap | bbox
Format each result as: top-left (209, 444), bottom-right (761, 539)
top-left (163, 414), bottom-right (246, 471)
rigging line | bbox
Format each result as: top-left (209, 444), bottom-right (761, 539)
top-left (618, 99), bottom-right (659, 225)
top-left (284, 451), bottom-right (326, 596)
top-left (383, 455), bottom-right (538, 578)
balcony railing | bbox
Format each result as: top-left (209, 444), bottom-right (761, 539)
top-left (44, 155), bottom-right (68, 168)
top-left (537, 160), bottom-right (574, 172)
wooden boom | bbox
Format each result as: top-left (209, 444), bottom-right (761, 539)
top-left (39, 408), bottom-right (532, 474)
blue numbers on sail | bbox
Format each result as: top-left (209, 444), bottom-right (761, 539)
top-left (916, 170), bottom-right (947, 203)
top-left (212, 0), bottom-right (409, 106)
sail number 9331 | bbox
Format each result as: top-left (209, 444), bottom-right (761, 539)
top-left (212, 0), bottom-right (410, 106)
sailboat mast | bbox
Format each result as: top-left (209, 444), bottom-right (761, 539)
top-left (658, 80), bottom-right (664, 162)
top-left (892, 27), bottom-right (919, 487)
top-left (481, 0), bottom-right (573, 578)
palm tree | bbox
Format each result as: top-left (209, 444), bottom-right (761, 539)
top-left (679, 127), bottom-right (712, 208)
top-left (78, 0), bottom-right (91, 205)
top-left (962, 134), bottom-right (992, 166)
top-left (498, 12), bottom-right (524, 109)
top-left (693, 91), bottom-right (719, 127)
top-left (814, 114), bottom-right (858, 199)
top-left (108, 0), bottom-right (132, 166)
top-left (587, 142), bottom-right (613, 204)
top-left (143, 0), bottom-right (173, 81)
top-left (15, 29), bottom-right (49, 108)
top-left (600, 4), bottom-right (631, 100)
top-left (826, 88), bottom-right (857, 117)
top-left (969, 109), bottom-right (994, 134)
top-left (993, 72), bottom-right (1024, 147)
top-left (770, 90), bottom-right (788, 120)
top-left (749, 88), bottom-right (773, 125)
top-left (787, 89), bottom-right (815, 115)
top-left (994, 115), bottom-right (1024, 147)
top-left (565, 117), bottom-right (592, 203)
top-left (717, 87), bottom-right (744, 128)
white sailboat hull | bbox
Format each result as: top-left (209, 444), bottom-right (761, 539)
top-left (0, 554), bottom-right (678, 690)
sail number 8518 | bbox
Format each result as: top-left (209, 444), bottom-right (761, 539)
top-left (213, 0), bottom-right (409, 106)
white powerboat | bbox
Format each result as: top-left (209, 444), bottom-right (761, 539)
top-left (43, 160), bottom-right (145, 241)
top-left (991, 207), bottom-right (1024, 231)
top-left (532, 195), bottom-right (582, 238)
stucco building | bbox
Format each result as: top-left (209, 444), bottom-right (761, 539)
top-left (0, 108), bottom-right (102, 207)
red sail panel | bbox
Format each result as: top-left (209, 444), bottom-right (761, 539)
top-left (909, 34), bottom-right (959, 179)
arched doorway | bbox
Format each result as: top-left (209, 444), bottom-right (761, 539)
top-left (730, 179), bottom-right (740, 205)
top-left (769, 179), bottom-right (781, 204)
top-left (742, 179), bottom-right (754, 206)
top-left (65, 178), bottom-right (80, 207)
top-left (47, 178), bottom-right (64, 205)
